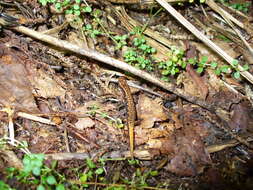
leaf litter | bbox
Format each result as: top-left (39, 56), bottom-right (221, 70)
top-left (0, 0), bottom-right (253, 189)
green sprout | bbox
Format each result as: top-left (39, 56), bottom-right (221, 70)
top-left (113, 35), bottom-right (129, 50)
top-left (230, 2), bottom-right (250, 13)
top-left (158, 47), bottom-right (185, 78)
top-left (83, 24), bottom-right (102, 38)
top-left (38, 0), bottom-right (92, 16)
top-left (124, 34), bottom-right (156, 71)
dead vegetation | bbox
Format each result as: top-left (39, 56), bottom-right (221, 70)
top-left (0, 0), bottom-right (253, 189)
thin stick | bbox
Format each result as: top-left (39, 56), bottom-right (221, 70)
top-left (1, 107), bottom-right (15, 145)
top-left (17, 112), bottom-right (56, 125)
top-left (205, 0), bottom-right (247, 30)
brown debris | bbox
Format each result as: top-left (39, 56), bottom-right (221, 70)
top-left (0, 1), bottom-right (253, 189)
top-left (186, 64), bottom-right (209, 100)
top-left (166, 125), bottom-right (211, 176)
top-left (137, 94), bottom-right (168, 128)
top-left (0, 44), bottom-right (38, 112)
top-left (229, 99), bottom-right (253, 132)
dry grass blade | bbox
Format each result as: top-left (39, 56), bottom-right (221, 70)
top-left (205, 0), bottom-right (253, 56)
top-left (207, 136), bottom-right (253, 153)
top-left (113, 6), bottom-right (173, 60)
top-left (206, 0), bottom-right (253, 34)
top-left (155, 0), bottom-right (253, 85)
top-left (17, 112), bottom-right (56, 125)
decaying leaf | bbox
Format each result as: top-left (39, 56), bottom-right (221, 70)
top-left (75, 117), bottom-right (95, 130)
top-left (229, 99), bottom-right (253, 132)
top-left (186, 64), bottom-right (209, 100)
top-left (0, 45), bottom-right (38, 112)
top-left (137, 94), bottom-right (167, 128)
top-left (30, 69), bottom-right (66, 98)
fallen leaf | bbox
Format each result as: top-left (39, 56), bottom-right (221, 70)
top-left (186, 64), bottom-right (209, 100)
top-left (0, 45), bottom-right (38, 112)
top-left (137, 94), bottom-right (167, 128)
top-left (30, 69), bottom-right (66, 98)
top-left (229, 99), bottom-right (252, 132)
top-left (75, 117), bottom-right (95, 130)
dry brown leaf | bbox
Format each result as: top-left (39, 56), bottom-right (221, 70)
top-left (206, 69), bottom-right (224, 92)
top-left (30, 69), bottom-right (66, 98)
top-left (75, 117), bottom-right (95, 130)
top-left (166, 126), bottom-right (211, 176)
top-left (178, 72), bottom-right (202, 98)
top-left (214, 39), bottom-right (240, 58)
top-left (137, 94), bottom-right (167, 128)
top-left (186, 64), bottom-right (209, 100)
top-left (135, 127), bottom-right (171, 146)
top-left (0, 51), bottom-right (38, 112)
top-left (229, 100), bottom-right (252, 132)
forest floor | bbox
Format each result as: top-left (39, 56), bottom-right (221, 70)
top-left (0, 0), bottom-right (253, 189)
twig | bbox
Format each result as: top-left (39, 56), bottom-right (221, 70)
top-left (17, 112), bottom-right (56, 125)
top-left (45, 149), bottom-right (157, 160)
top-left (155, 0), bottom-right (253, 85)
top-left (207, 136), bottom-right (253, 153)
top-left (100, 77), bottom-right (164, 98)
top-left (1, 107), bottom-right (15, 145)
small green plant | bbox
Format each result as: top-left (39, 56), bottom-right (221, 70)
top-left (132, 37), bottom-right (156, 55)
top-left (113, 35), bottom-right (129, 50)
top-left (217, 0), bottom-right (250, 13)
top-left (0, 180), bottom-right (16, 190)
top-left (121, 168), bottom-right (159, 189)
top-left (128, 159), bottom-right (140, 165)
top-left (124, 48), bottom-right (154, 71)
top-left (158, 47), bottom-right (185, 79)
top-left (3, 152), bottom-right (165, 189)
top-left (83, 24), bottom-right (102, 38)
top-left (38, 0), bottom-right (92, 16)
top-left (210, 59), bottom-right (249, 79)
top-left (79, 158), bottom-right (105, 188)
top-left (6, 154), bottom-right (68, 190)
top-left (123, 49), bottom-right (138, 64)
top-left (230, 2), bottom-right (250, 13)
top-left (186, 55), bottom-right (209, 74)
top-left (39, 0), bottom-right (57, 6)
top-left (22, 153), bottom-right (45, 176)
top-left (124, 35), bottom-right (156, 71)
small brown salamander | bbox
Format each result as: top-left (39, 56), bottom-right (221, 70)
top-left (118, 76), bottom-right (136, 158)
